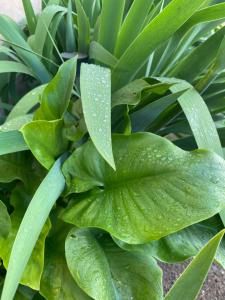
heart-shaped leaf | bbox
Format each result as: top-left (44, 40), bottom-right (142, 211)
top-left (61, 133), bottom-right (225, 244)
top-left (21, 120), bottom-right (68, 169)
top-left (65, 228), bottom-right (163, 300)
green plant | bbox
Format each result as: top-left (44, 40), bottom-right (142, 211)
top-left (1, 0), bottom-right (225, 299)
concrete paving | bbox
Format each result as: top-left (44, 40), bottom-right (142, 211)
top-left (0, 0), bottom-right (40, 22)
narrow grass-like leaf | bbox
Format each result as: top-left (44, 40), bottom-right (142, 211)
top-left (164, 230), bottom-right (225, 300)
top-left (32, 5), bottom-right (67, 56)
top-left (22, 0), bottom-right (37, 34)
top-left (115, 0), bottom-right (154, 58)
top-left (0, 61), bottom-right (35, 77)
top-left (80, 63), bottom-right (115, 169)
top-left (0, 157), bottom-right (66, 300)
top-left (75, 0), bottom-right (90, 54)
top-left (98, 0), bottom-right (125, 53)
top-left (66, 0), bottom-right (76, 52)
top-left (112, 0), bottom-right (207, 90)
top-left (0, 131), bottom-right (28, 155)
top-left (0, 16), bottom-right (51, 83)
top-left (196, 35), bottom-right (225, 92)
top-left (89, 41), bottom-right (118, 68)
top-left (170, 27), bottom-right (225, 82)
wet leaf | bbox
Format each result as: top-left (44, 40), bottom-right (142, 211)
top-left (80, 63), bottom-right (115, 169)
top-left (65, 228), bottom-right (163, 300)
top-left (61, 133), bottom-right (225, 244)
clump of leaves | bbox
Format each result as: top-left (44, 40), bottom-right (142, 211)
top-left (1, 0), bottom-right (225, 299)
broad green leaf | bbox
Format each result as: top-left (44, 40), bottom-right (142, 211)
top-left (1, 157), bottom-right (66, 300)
top-left (0, 61), bottom-right (35, 77)
top-left (21, 120), bottom-right (68, 170)
top-left (0, 153), bottom-right (30, 183)
top-left (0, 200), bottom-right (11, 238)
top-left (164, 230), bottom-right (225, 300)
top-left (34, 58), bottom-right (77, 121)
top-left (7, 85), bottom-right (46, 121)
top-left (114, 216), bottom-right (225, 266)
top-left (75, 0), bottom-right (90, 54)
top-left (98, 0), bottom-right (125, 53)
top-left (112, 79), bottom-right (150, 108)
top-left (80, 63), bottom-right (115, 169)
top-left (112, 0), bottom-right (207, 90)
top-left (0, 16), bottom-right (51, 83)
top-left (22, 0), bottom-right (37, 34)
top-left (61, 133), bottom-right (225, 244)
top-left (40, 217), bottom-right (91, 300)
top-left (89, 41), bottom-right (118, 68)
top-left (0, 186), bottom-right (51, 290)
top-left (115, 0), bottom-right (154, 57)
top-left (0, 131), bottom-right (28, 155)
top-left (65, 228), bottom-right (163, 300)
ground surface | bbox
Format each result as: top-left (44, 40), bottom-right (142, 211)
top-left (0, 1), bottom-right (225, 299)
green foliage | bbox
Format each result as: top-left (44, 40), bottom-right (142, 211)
top-left (1, 0), bottom-right (225, 299)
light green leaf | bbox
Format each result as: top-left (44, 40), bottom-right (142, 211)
top-left (0, 61), bottom-right (35, 77)
top-left (80, 63), bottom-right (115, 169)
top-left (32, 5), bottom-right (67, 56)
top-left (89, 41), bottom-right (118, 68)
top-left (65, 228), bottom-right (163, 300)
top-left (7, 85), bottom-right (46, 121)
top-left (1, 157), bottom-right (66, 300)
top-left (61, 133), bottom-right (225, 244)
top-left (0, 186), bottom-right (51, 290)
top-left (164, 230), bottom-right (225, 300)
top-left (21, 120), bottom-right (68, 170)
top-left (0, 200), bottom-right (11, 239)
top-left (112, 0), bottom-right (207, 90)
top-left (115, 0), bottom-right (154, 58)
top-left (0, 115), bottom-right (33, 132)
top-left (0, 131), bottom-right (28, 155)
top-left (34, 58), bottom-right (77, 121)
top-left (22, 0), bottom-right (37, 34)
top-left (98, 0), bottom-right (125, 53)
top-left (40, 217), bottom-right (91, 300)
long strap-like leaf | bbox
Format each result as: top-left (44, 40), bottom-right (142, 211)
top-left (0, 157), bottom-right (66, 300)
top-left (0, 131), bottom-right (28, 155)
top-left (98, 0), bottom-right (125, 54)
top-left (164, 230), bottom-right (225, 300)
top-left (112, 0), bottom-right (206, 90)
top-left (159, 77), bottom-right (225, 223)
